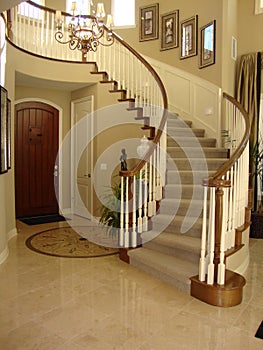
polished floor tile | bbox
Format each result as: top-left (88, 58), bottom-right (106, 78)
top-left (0, 220), bottom-right (262, 349)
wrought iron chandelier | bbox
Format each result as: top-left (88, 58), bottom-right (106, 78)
top-left (55, 1), bottom-right (114, 58)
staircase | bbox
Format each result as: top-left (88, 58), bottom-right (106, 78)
top-left (5, 1), bottom-right (250, 306)
top-left (128, 114), bottom-right (229, 293)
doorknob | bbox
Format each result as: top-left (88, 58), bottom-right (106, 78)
top-left (84, 174), bottom-right (91, 178)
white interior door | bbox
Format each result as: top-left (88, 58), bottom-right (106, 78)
top-left (71, 96), bottom-right (94, 218)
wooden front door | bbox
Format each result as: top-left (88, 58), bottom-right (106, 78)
top-left (15, 101), bottom-right (59, 217)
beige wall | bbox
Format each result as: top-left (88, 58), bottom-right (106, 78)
top-left (238, 0), bottom-right (263, 56)
top-left (112, 0), bottom-right (223, 87)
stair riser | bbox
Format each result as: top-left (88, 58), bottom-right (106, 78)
top-left (166, 171), bottom-right (211, 184)
top-left (167, 128), bottom-right (205, 138)
top-left (159, 201), bottom-right (205, 217)
top-left (167, 158), bottom-right (225, 171)
top-left (164, 185), bottom-right (204, 199)
top-left (167, 147), bottom-right (229, 159)
top-left (129, 257), bottom-right (191, 293)
top-left (167, 119), bottom-right (192, 128)
top-left (167, 137), bottom-right (216, 148)
top-left (152, 219), bottom-right (202, 237)
top-left (144, 241), bottom-right (200, 265)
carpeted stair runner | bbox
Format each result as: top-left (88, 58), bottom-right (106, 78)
top-left (128, 115), bottom-right (229, 293)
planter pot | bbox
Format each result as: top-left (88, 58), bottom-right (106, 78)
top-left (250, 212), bottom-right (263, 238)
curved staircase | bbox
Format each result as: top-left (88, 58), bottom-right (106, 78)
top-left (3, 1), bottom-right (250, 307)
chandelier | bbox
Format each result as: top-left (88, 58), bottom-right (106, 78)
top-left (55, 1), bottom-right (114, 58)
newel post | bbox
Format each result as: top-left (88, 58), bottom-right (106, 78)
top-left (210, 179), bottom-right (231, 285)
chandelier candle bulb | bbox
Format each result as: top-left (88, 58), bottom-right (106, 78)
top-left (96, 3), bottom-right (106, 19)
top-left (71, 1), bottom-right (77, 12)
top-left (106, 14), bottom-right (113, 28)
top-left (55, 10), bottom-right (62, 22)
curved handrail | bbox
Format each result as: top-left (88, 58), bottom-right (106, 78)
top-left (112, 30), bottom-right (168, 177)
top-left (205, 92), bottom-right (250, 186)
top-left (5, 1), bottom-right (168, 178)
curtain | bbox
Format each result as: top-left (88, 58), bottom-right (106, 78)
top-left (236, 52), bottom-right (261, 210)
top-left (236, 52), bottom-right (261, 144)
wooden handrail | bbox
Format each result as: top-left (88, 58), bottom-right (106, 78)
top-left (109, 31), bottom-right (168, 177)
top-left (204, 92), bottom-right (250, 186)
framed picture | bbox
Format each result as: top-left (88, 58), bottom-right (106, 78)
top-left (180, 15), bottom-right (198, 59)
top-left (200, 20), bottom-right (216, 68)
top-left (0, 86), bottom-right (8, 174)
top-left (139, 3), bottom-right (159, 41)
top-left (161, 10), bottom-right (179, 51)
top-left (7, 98), bottom-right (11, 169)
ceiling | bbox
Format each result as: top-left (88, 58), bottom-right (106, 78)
top-left (0, 0), bottom-right (24, 13)
top-left (16, 72), bottom-right (92, 92)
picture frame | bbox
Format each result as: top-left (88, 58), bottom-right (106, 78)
top-left (0, 86), bottom-right (8, 174)
top-left (180, 15), bottom-right (198, 59)
top-left (7, 98), bottom-right (11, 169)
top-left (139, 3), bottom-right (159, 42)
top-left (161, 10), bottom-right (179, 51)
top-left (199, 20), bottom-right (216, 68)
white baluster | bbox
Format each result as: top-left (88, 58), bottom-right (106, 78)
top-left (152, 147), bottom-right (157, 215)
top-left (124, 176), bottom-right (129, 247)
top-left (148, 155), bottom-right (154, 217)
top-left (218, 185), bottom-right (227, 285)
top-left (199, 185), bottom-right (208, 282)
top-left (132, 175), bottom-right (137, 247)
top-left (143, 163), bottom-right (148, 231)
top-left (207, 187), bottom-right (216, 285)
top-left (119, 176), bottom-right (124, 247)
top-left (155, 143), bottom-right (162, 201)
top-left (137, 169), bottom-right (143, 233)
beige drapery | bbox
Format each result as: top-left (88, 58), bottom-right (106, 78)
top-left (236, 52), bottom-right (261, 210)
top-left (236, 52), bottom-right (259, 145)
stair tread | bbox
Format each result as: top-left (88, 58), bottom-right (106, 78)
top-left (144, 231), bottom-right (201, 252)
top-left (129, 247), bottom-right (198, 279)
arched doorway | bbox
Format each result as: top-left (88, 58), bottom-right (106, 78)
top-left (15, 101), bottom-right (59, 217)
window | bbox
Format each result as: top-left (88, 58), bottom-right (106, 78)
top-left (112, 0), bottom-right (135, 27)
top-left (66, 0), bottom-right (90, 15)
top-left (255, 0), bottom-right (263, 14)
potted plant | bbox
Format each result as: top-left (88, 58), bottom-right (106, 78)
top-left (99, 182), bottom-right (121, 236)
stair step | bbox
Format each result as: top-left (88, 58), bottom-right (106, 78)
top-left (167, 127), bottom-right (205, 138)
top-left (128, 247), bottom-right (198, 293)
top-left (143, 232), bottom-right (201, 265)
top-left (167, 136), bottom-right (216, 148)
top-left (159, 198), bottom-right (204, 217)
top-left (167, 146), bottom-right (229, 159)
top-left (167, 119), bottom-right (193, 128)
top-left (164, 184), bottom-right (203, 200)
top-left (166, 170), bottom-right (213, 184)
top-left (167, 157), bottom-right (226, 171)
top-left (151, 214), bottom-right (203, 237)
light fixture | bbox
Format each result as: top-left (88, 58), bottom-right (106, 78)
top-left (55, 1), bottom-right (114, 59)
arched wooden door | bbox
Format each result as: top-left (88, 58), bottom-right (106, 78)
top-left (15, 101), bottom-right (59, 217)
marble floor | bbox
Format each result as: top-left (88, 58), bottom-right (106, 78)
top-left (0, 219), bottom-right (262, 350)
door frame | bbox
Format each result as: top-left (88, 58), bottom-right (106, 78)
top-left (14, 98), bottom-right (64, 213)
top-left (70, 95), bottom-right (94, 218)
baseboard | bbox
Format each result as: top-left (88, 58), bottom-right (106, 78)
top-left (234, 253), bottom-right (250, 276)
top-left (60, 208), bottom-right (72, 215)
top-left (0, 246), bottom-right (9, 265)
top-left (8, 228), bottom-right (18, 241)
